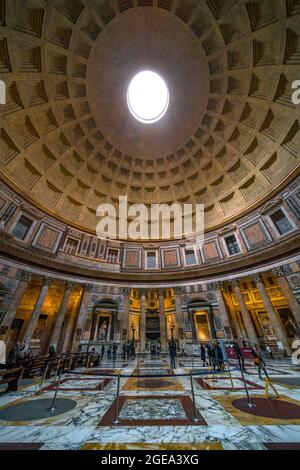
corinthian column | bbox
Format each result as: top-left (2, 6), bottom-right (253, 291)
top-left (140, 289), bottom-right (146, 352)
top-left (208, 282), bottom-right (232, 339)
top-left (272, 267), bottom-right (300, 327)
top-left (232, 279), bottom-right (258, 345)
top-left (1, 271), bottom-right (32, 342)
top-left (71, 284), bottom-right (93, 352)
top-left (23, 277), bottom-right (51, 346)
top-left (159, 289), bottom-right (167, 351)
top-left (253, 274), bottom-right (292, 355)
top-left (174, 287), bottom-right (184, 340)
top-left (122, 288), bottom-right (131, 340)
top-left (48, 282), bottom-right (74, 351)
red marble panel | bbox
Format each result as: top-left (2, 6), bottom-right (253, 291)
top-left (244, 222), bottom-right (267, 246)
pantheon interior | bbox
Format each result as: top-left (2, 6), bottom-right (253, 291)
top-left (0, 0), bottom-right (300, 454)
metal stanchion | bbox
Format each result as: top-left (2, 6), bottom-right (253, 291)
top-left (47, 368), bottom-right (62, 412)
top-left (85, 355), bottom-right (91, 371)
top-left (189, 371), bottom-right (201, 423)
top-left (191, 353), bottom-right (195, 372)
top-left (239, 360), bottom-right (255, 408)
top-left (35, 365), bottom-right (49, 395)
top-left (226, 362), bottom-right (234, 390)
top-left (68, 357), bottom-right (73, 372)
top-left (112, 374), bottom-right (121, 425)
top-left (55, 358), bottom-right (62, 377)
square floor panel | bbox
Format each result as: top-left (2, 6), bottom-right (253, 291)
top-left (97, 395), bottom-right (207, 426)
top-left (195, 377), bottom-right (264, 391)
top-left (44, 377), bottom-right (113, 392)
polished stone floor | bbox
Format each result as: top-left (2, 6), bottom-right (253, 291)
top-left (0, 356), bottom-right (300, 450)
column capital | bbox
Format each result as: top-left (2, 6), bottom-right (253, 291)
top-left (173, 287), bottom-right (182, 294)
top-left (140, 288), bottom-right (147, 297)
top-left (66, 281), bottom-right (76, 291)
top-left (207, 281), bottom-right (221, 291)
top-left (122, 287), bottom-right (131, 296)
top-left (232, 278), bottom-right (241, 288)
top-left (83, 283), bottom-right (93, 293)
top-left (272, 265), bottom-right (293, 278)
top-left (17, 270), bottom-right (32, 282)
top-left (252, 273), bottom-right (263, 284)
top-left (42, 276), bottom-right (51, 286)
top-left (158, 288), bottom-right (165, 298)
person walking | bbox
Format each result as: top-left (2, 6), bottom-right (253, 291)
top-left (211, 343), bottom-right (220, 373)
top-left (206, 343), bottom-right (212, 367)
top-left (200, 343), bottom-right (208, 367)
top-left (101, 344), bottom-right (105, 361)
top-left (169, 341), bottom-right (177, 370)
top-left (216, 343), bottom-right (224, 371)
top-left (122, 341), bottom-right (127, 360)
top-left (112, 342), bottom-right (118, 361)
top-left (232, 341), bottom-right (246, 372)
top-left (107, 343), bottom-right (112, 360)
top-left (7, 342), bottom-right (19, 369)
top-left (252, 346), bottom-right (270, 381)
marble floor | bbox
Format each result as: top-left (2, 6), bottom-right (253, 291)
top-left (1, 357), bottom-right (300, 450)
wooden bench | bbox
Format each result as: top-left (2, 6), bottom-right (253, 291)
top-left (0, 368), bottom-right (23, 392)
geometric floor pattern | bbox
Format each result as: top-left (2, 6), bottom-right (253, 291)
top-left (1, 357), bottom-right (300, 450)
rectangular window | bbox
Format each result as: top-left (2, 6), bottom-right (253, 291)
top-left (225, 235), bottom-right (241, 255)
top-left (185, 249), bottom-right (196, 265)
top-left (270, 209), bottom-right (294, 235)
top-left (107, 249), bottom-right (119, 263)
top-left (146, 252), bottom-right (157, 269)
top-left (12, 215), bottom-right (33, 240)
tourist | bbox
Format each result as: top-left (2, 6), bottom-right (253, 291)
top-left (266, 344), bottom-right (274, 360)
top-left (48, 345), bottom-right (57, 358)
top-left (107, 343), bottom-right (112, 360)
top-left (122, 341), bottom-right (127, 360)
top-left (200, 343), bottom-right (208, 367)
top-left (252, 346), bottom-right (270, 381)
top-left (206, 343), bottom-right (212, 366)
top-left (7, 342), bottom-right (19, 369)
top-left (211, 343), bottom-right (220, 372)
top-left (18, 341), bottom-right (28, 361)
top-left (216, 343), bottom-right (224, 371)
top-left (0, 336), bottom-right (6, 370)
top-left (232, 341), bottom-right (246, 372)
top-left (112, 342), bottom-right (118, 360)
top-left (169, 341), bottom-right (177, 370)
top-left (101, 343), bottom-right (105, 360)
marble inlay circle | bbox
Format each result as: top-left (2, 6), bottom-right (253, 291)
top-left (0, 399), bottom-right (77, 421)
top-left (232, 398), bottom-right (300, 419)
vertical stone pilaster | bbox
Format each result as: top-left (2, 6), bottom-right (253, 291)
top-left (159, 289), bottom-right (167, 350)
top-left (71, 284), bottom-right (93, 352)
top-left (48, 282), bottom-right (73, 350)
top-left (1, 271), bottom-right (32, 342)
top-left (23, 277), bottom-right (51, 346)
top-left (122, 288), bottom-right (131, 340)
top-left (272, 267), bottom-right (300, 326)
top-left (232, 279), bottom-right (258, 345)
top-left (253, 274), bottom-right (292, 355)
top-left (140, 289), bottom-right (146, 351)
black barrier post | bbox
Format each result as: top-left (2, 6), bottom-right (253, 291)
top-left (190, 371), bottom-right (201, 423)
top-left (239, 359), bottom-right (255, 408)
top-left (47, 368), bottom-right (62, 412)
top-left (112, 374), bottom-right (121, 425)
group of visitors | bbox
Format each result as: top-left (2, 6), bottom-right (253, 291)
top-left (200, 342), bottom-right (225, 372)
top-left (5, 341), bottom-right (33, 368)
top-left (122, 341), bottom-right (136, 360)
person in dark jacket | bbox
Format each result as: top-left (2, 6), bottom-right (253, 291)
top-left (101, 344), bottom-right (105, 361)
top-left (122, 341), bottom-right (127, 360)
top-left (200, 344), bottom-right (208, 367)
top-left (48, 345), bottom-right (57, 358)
top-left (206, 343), bottom-right (212, 367)
top-left (169, 341), bottom-right (177, 370)
top-left (112, 342), bottom-right (118, 361)
top-left (211, 344), bottom-right (220, 372)
top-left (107, 344), bottom-right (112, 360)
top-left (252, 346), bottom-right (269, 380)
top-left (232, 341), bottom-right (246, 372)
top-left (7, 343), bottom-right (19, 369)
top-left (216, 343), bottom-right (224, 371)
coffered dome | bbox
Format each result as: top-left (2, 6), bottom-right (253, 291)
top-left (0, 0), bottom-right (299, 236)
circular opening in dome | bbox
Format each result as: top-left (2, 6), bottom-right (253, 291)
top-left (127, 71), bottom-right (169, 124)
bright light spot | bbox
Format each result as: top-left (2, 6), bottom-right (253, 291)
top-left (127, 71), bottom-right (169, 124)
